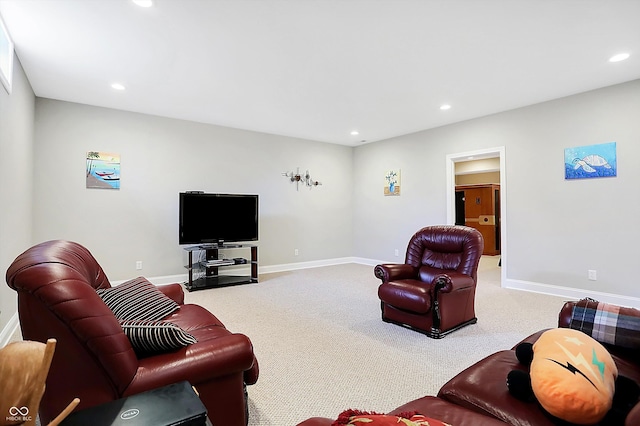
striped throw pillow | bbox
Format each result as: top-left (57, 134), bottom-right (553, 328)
top-left (120, 320), bottom-right (197, 355)
top-left (97, 277), bottom-right (179, 321)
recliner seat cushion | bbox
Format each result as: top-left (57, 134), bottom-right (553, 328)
top-left (160, 303), bottom-right (261, 386)
top-left (163, 304), bottom-right (232, 342)
top-left (378, 280), bottom-right (432, 314)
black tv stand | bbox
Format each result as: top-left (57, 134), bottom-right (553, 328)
top-left (183, 244), bottom-right (258, 292)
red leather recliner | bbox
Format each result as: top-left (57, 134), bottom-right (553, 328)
top-left (6, 240), bottom-right (259, 426)
top-left (375, 225), bottom-right (484, 338)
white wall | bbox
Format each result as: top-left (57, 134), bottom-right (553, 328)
top-left (33, 99), bottom-right (354, 281)
top-left (353, 79), bottom-right (640, 301)
top-left (4, 73), bottom-right (640, 339)
top-left (0, 54), bottom-right (34, 334)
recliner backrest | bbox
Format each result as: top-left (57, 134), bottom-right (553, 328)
top-left (5, 240), bottom-right (140, 408)
top-left (406, 225), bottom-right (484, 282)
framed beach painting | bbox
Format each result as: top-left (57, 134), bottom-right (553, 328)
top-left (384, 169), bottom-right (400, 196)
top-left (564, 142), bottom-right (616, 180)
top-left (86, 151), bottom-right (121, 189)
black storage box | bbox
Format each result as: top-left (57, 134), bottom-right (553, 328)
top-left (59, 381), bottom-right (208, 426)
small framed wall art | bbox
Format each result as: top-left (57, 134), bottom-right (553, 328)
top-left (384, 169), bottom-right (401, 196)
top-left (86, 151), bottom-right (121, 189)
top-left (564, 142), bottom-right (616, 180)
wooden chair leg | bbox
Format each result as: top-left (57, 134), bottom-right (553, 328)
top-left (46, 398), bottom-right (80, 426)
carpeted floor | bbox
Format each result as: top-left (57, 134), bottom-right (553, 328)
top-left (184, 256), bottom-right (568, 425)
top-left (11, 256), bottom-right (569, 425)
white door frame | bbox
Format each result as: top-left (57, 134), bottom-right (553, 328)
top-left (446, 146), bottom-right (506, 286)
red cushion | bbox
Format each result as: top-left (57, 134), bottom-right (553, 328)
top-left (378, 280), bottom-right (432, 313)
top-left (332, 409), bottom-right (450, 426)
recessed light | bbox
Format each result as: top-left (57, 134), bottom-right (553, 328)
top-left (609, 53), bottom-right (630, 62)
top-left (350, 130), bottom-right (359, 136)
top-left (111, 83), bottom-right (126, 91)
top-left (132, 0), bottom-right (153, 7)
top-left (440, 104), bottom-right (451, 110)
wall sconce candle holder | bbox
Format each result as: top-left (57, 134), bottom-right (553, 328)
top-left (282, 168), bottom-right (322, 190)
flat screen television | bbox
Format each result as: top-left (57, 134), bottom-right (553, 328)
top-left (179, 192), bottom-right (259, 245)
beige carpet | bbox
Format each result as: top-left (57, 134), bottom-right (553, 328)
top-left (184, 257), bottom-right (568, 425)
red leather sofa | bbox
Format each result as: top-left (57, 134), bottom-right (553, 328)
top-left (298, 301), bottom-right (640, 426)
top-left (6, 240), bottom-right (259, 426)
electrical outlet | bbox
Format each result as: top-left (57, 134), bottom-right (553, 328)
top-left (394, 249), bottom-right (399, 257)
top-left (136, 261), bottom-right (143, 270)
top-left (588, 269), bottom-right (597, 281)
top-left (294, 249), bottom-right (299, 256)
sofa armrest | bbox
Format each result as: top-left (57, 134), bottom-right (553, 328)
top-left (244, 355), bottom-right (259, 385)
top-left (625, 402), bottom-right (640, 426)
top-left (124, 333), bottom-right (255, 396)
top-left (558, 300), bottom-right (574, 328)
top-left (158, 283), bottom-right (185, 305)
top-left (374, 264), bottom-right (417, 282)
top-left (433, 272), bottom-right (474, 294)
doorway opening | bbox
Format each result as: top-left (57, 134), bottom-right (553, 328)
top-left (446, 147), bottom-right (506, 286)
top-left (455, 183), bottom-right (500, 255)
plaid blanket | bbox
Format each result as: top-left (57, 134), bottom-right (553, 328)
top-left (569, 298), bottom-right (640, 349)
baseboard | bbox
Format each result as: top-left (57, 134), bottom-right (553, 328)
top-left (259, 257), bottom-right (358, 274)
top-left (117, 257), bottom-right (366, 285)
top-left (351, 257), bottom-right (393, 267)
top-left (504, 278), bottom-right (640, 309)
top-left (111, 274), bottom-right (189, 286)
top-left (0, 313), bottom-right (19, 347)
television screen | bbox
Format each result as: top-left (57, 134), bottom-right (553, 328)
top-left (179, 192), bottom-right (259, 245)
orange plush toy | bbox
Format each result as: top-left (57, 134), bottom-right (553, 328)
top-left (507, 328), bottom-right (638, 425)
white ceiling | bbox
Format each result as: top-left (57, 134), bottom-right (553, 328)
top-left (1, 0), bottom-right (639, 146)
